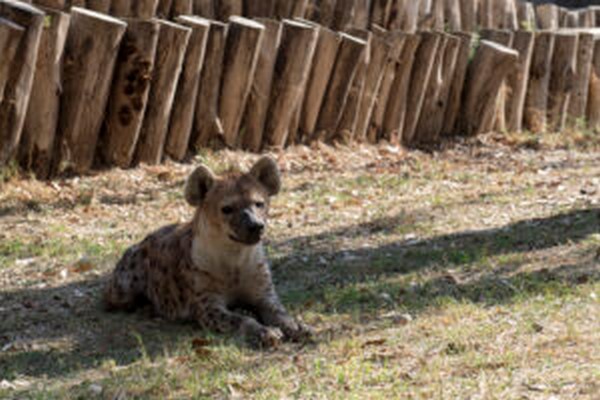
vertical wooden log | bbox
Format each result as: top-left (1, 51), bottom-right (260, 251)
top-left (0, 1), bottom-right (44, 168)
top-left (19, 10), bottom-right (68, 178)
top-left (444, 0), bottom-right (461, 31)
top-left (335, 29), bottom-right (370, 143)
top-left (524, 31), bottom-right (554, 133)
top-left (459, 40), bottom-right (518, 136)
top-left (430, 0), bottom-right (445, 30)
top-left (0, 17), bottom-right (23, 103)
top-left (156, 0), bottom-right (173, 18)
top-left (535, 3), bottom-right (558, 30)
top-left (314, 33), bottom-right (366, 142)
top-left (291, 0), bottom-right (309, 18)
top-left (219, 16), bottom-right (264, 147)
top-left (562, 11), bottom-right (579, 29)
top-left (568, 32), bottom-right (594, 123)
top-left (506, 30), bottom-right (534, 133)
top-left (382, 33), bottom-right (420, 143)
top-left (371, 0), bottom-right (392, 29)
top-left (193, 0), bottom-right (214, 18)
top-left (478, 0), bottom-right (493, 29)
top-left (240, 19), bottom-right (281, 152)
top-left (352, 0), bottom-right (370, 30)
top-left (516, 0), bottom-right (535, 30)
top-left (87, 0), bottom-right (111, 13)
top-left (110, 0), bottom-right (131, 16)
top-left (53, 8), bottom-right (126, 174)
top-left (402, 31), bottom-right (441, 144)
top-left (130, 0), bottom-right (159, 18)
top-left (135, 20), bottom-right (191, 165)
top-left (192, 20), bottom-right (227, 149)
top-left (331, 0), bottom-right (355, 31)
top-left (244, 0), bottom-right (273, 18)
top-left (100, 20), bottom-right (159, 169)
top-left (261, 20), bottom-right (318, 149)
top-left (415, 34), bottom-right (460, 144)
top-left (367, 31), bottom-right (404, 143)
top-left (578, 9), bottom-right (594, 28)
top-left (165, 16), bottom-right (209, 161)
top-left (459, 0), bottom-right (476, 31)
top-left (355, 32), bottom-right (388, 142)
top-left (171, 0), bottom-right (192, 16)
top-left (214, 0), bottom-right (242, 20)
top-left (587, 39), bottom-right (600, 132)
top-left (298, 25), bottom-right (341, 142)
top-left (32, 0), bottom-right (66, 9)
top-left (547, 32), bottom-right (578, 132)
top-left (480, 29), bottom-right (513, 133)
top-left (443, 32), bottom-right (472, 136)
top-left (272, 0), bottom-right (292, 19)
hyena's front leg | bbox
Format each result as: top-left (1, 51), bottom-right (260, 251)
top-left (254, 290), bottom-right (313, 342)
top-left (193, 294), bottom-right (283, 348)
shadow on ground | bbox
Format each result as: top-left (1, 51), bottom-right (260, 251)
top-left (0, 207), bottom-right (598, 381)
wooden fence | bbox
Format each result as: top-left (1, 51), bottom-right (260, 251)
top-left (1, 0), bottom-right (600, 178)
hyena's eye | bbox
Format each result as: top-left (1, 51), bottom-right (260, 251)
top-left (221, 206), bottom-right (234, 215)
top-left (255, 202), bottom-right (265, 209)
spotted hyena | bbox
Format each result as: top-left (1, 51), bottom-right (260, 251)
top-left (104, 156), bottom-right (312, 347)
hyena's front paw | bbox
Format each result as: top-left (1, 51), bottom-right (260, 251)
top-left (280, 320), bottom-right (314, 342)
top-left (242, 319), bottom-right (283, 349)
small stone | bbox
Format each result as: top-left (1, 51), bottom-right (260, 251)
top-left (89, 384), bottom-right (103, 395)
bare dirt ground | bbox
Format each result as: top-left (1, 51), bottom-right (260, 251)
top-left (0, 132), bottom-right (599, 399)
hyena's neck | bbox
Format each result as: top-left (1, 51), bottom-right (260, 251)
top-left (190, 215), bottom-right (266, 270)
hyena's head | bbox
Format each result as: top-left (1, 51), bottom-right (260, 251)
top-left (185, 156), bottom-right (281, 246)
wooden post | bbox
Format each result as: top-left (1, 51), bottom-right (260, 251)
top-left (444, 0), bottom-right (461, 31)
top-left (478, 0), bottom-right (493, 29)
top-left (0, 1), bottom-right (44, 168)
top-left (156, 0), bottom-right (173, 18)
top-left (459, 40), bottom-right (518, 136)
top-left (371, 0), bottom-right (392, 29)
top-left (367, 31), bottom-right (404, 144)
top-left (32, 0), bottom-right (66, 9)
top-left (354, 32), bottom-right (389, 142)
top-left (262, 20), bottom-right (318, 148)
top-left (214, 0), bottom-right (242, 20)
top-left (110, 0), bottom-right (131, 16)
top-left (459, 0), bottom-right (476, 31)
top-left (382, 33), bottom-right (421, 143)
top-left (131, 0), bottom-right (159, 18)
top-left (415, 34), bottom-right (460, 144)
top-left (535, 3), bottom-right (558, 30)
top-left (568, 32), bottom-right (595, 123)
top-left (193, 0), bottom-right (214, 18)
top-left (18, 10), bottom-right (68, 178)
top-left (516, 1), bottom-right (535, 30)
top-left (314, 33), bottom-right (366, 143)
top-left (244, 0), bottom-right (273, 18)
top-left (171, 0), bottom-right (192, 16)
top-left (0, 17), bottom-right (23, 103)
top-left (87, 0), bottom-right (111, 13)
top-left (403, 31), bottom-right (441, 144)
top-left (331, 0), bottom-right (355, 31)
top-left (480, 29), bottom-right (513, 133)
top-left (443, 32), bottom-right (472, 136)
top-left (297, 26), bottom-right (341, 142)
top-left (240, 19), bottom-right (281, 152)
top-left (218, 16), bottom-right (264, 147)
top-left (588, 39), bottom-right (600, 132)
top-left (524, 31), bottom-right (554, 133)
top-left (547, 32), bottom-right (578, 132)
top-left (561, 11), bottom-right (579, 29)
top-left (290, 0), bottom-right (308, 18)
top-left (52, 8), bottom-right (126, 174)
top-left (192, 20), bottom-right (227, 149)
top-left (335, 29), bottom-right (370, 143)
top-left (352, 0), bottom-right (370, 30)
top-left (165, 16), bottom-right (209, 162)
top-left (100, 20), bottom-right (159, 169)
top-left (506, 30), bottom-right (534, 133)
top-left (135, 20), bottom-right (191, 165)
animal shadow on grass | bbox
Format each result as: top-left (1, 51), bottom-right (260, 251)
top-left (0, 207), bottom-right (598, 381)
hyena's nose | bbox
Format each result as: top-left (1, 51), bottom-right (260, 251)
top-left (249, 221), bottom-right (265, 235)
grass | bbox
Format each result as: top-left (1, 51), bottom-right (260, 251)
top-left (0, 135), bottom-right (599, 399)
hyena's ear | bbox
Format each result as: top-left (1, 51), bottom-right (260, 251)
top-left (185, 165), bottom-right (216, 206)
top-left (249, 156), bottom-right (281, 196)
